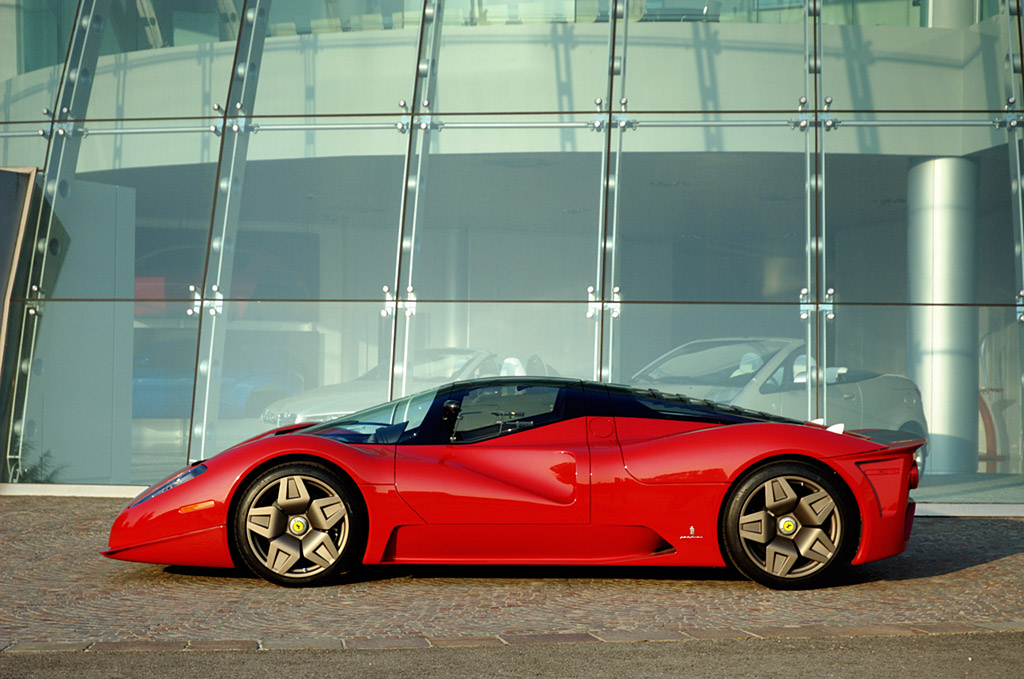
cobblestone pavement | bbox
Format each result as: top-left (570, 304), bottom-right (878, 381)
top-left (1, 496), bottom-right (1022, 652)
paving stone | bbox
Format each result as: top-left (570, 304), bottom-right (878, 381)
top-left (905, 622), bottom-right (986, 635)
top-left (186, 640), bottom-right (260, 651)
top-left (973, 621), bottom-right (1024, 632)
top-left (344, 637), bottom-right (431, 650)
top-left (90, 640), bottom-right (187, 652)
top-left (500, 633), bottom-right (599, 645)
top-left (427, 636), bottom-right (506, 647)
top-left (590, 630), bottom-right (687, 643)
top-left (5, 642), bottom-right (91, 652)
top-left (259, 638), bottom-right (344, 650)
top-left (737, 626), bottom-right (833, 639)
top-left (678, 627), bottom-right (756, 640)
top-left (830, 624), bottom-right (919, 637)
top-left (3, 497), bottom-right (1024, 650)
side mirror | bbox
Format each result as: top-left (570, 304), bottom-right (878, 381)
top-left (442, 400), bottom-right (461, 441)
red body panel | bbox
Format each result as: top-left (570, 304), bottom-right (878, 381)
top-left (105, 408), bottom-right (919, 575)
top-left (395, 419), bottom-right (590, 525)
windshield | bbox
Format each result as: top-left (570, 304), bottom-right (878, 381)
top-left (635, 339), bottom-right (791, 387)
top-left (306, 388), bottom-right (437, 444)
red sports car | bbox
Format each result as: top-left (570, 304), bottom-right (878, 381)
top-left (104, 377), bottom-right (921, 589)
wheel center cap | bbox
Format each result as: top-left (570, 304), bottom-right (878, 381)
top-left (777, 516), bottom-right (799, 536)
top-left (289, 516), bottom-right (309, 536)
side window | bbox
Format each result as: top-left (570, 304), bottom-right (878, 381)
top-left (448, 384), bottom-right (564, 444)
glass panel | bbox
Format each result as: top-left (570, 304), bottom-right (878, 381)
top-left (606, 303), bottom-right (815, 421)
top-left (0, 0), bottom-right (76, 122)
top-left (11, 300), bottom-right (198, 485)
top-left (255, 0), bottom-right (421, 116)
top-left (428, 3), bottom-right (612, 113)
top-left (223, 117), bottom-right (406, 301)
top-left (70, 0), bottom-right (242, 119)
top-left (610, 114), bottom-right (809, 303)
top-left (399, 116), bottom-right (606, 302)
top-left (0, 123), bottom-right (51, 168)
top-left (823, 115), bottom-right (1018, 305)
top-left (616, 3), bottom-right (806, 112)
top-left (827, 304), bottom-right (1023, 504)
top-left (821, 2), bottom-right (1019, 111)
top-left (192, 302), bottom-right (388, 459)
top-left (44, 121), bottom-right (219, 301)
top-left (393, 302), bottom-right (593, 399)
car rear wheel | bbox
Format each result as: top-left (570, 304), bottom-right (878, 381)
top-left (721, 462), bottom-right (857, 589)
top-left (233, 462), bottom-right (365, 587)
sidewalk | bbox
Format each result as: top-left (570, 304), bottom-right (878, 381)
top-left (1, 496), bottom-right (1022, 652)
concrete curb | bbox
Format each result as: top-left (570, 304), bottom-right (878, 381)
top-left (4, 621), bottom-right (1023, 653)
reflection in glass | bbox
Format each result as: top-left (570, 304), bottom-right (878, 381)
top-left (12, 301), bottom-right (198, 484)
top-left (196, 302), bottom-right (388, 456)
top-left (429, 4), bottom-right (611, 113)
top-left (394, 302), bottom-right (593, 398)
top-left (820, 1), bottom-right (1016, 111)
top-left (230, 121), bottom-right (406, 301)
top-left (0, 124), bottom-right (50, 169)
top-left (828, 305), bottom-right (1022, 507)
top-left (618, 7), bottom-right (805, 111)
top-left (47, 125), bottom-right (219, 301)
top-left (400, 121), bottom-right (604, 301)
top-left (609, 304), bottom-right (813, 421)
top-left (0, 0), bottom-right (76, 121)
top-left (824, 122), bottom-right (1017, 305)
top-left (71, 0), bottom-right (243, 119)
top-left (612, 119), bottom-right (806, 303)
top-left (256, 0), bottom-right (421, 116)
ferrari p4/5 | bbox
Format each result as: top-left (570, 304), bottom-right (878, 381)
top-left (104, 378), bottom-right (921, 589)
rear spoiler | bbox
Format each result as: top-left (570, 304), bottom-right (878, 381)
top-left (851, 428), bottom-right (927, 451)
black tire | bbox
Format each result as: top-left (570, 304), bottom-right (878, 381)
top-left (233, 462), bottom-right (366, 587)
top-left (721, 461), bottom-right (858, 589)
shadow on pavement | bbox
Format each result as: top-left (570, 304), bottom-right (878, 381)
top-left (155, 517), bottom-right (1023, 588)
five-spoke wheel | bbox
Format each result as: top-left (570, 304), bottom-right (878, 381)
top-left (234, 463), bottom-right (365, 586)
top-left (722, 462), bottom-right (856, 589)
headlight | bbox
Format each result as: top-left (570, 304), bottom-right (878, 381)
top-left (129, 464), bottom-right (207, 508)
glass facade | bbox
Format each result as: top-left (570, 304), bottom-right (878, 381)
top-left (1, 0), bottom-right (1022, 508)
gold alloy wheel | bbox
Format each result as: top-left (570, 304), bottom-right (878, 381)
top-left (243, 473), bottom-right (350, 579)
top-left (735, 474), bottom-right (843, 580)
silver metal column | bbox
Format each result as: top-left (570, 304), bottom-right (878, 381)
top-left (919, 0), bottom-right (975, 28)
top-left (908, 157), bottom-right (979, 474)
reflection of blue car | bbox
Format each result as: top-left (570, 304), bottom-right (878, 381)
top-left (133, 342), bottom-right (304, 419)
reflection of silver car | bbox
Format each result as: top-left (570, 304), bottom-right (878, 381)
top-left (262, 348), bottom-right (503, 426)
top-left (630, 338), bottom-right (928, 440)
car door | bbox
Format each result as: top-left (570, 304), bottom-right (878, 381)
top-left (395, 380), bottom-right (590, 525)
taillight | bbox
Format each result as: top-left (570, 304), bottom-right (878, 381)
top-left (908, 460), bottom-right (920, 490)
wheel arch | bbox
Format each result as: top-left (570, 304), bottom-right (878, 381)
top-left (225, 453), bottom-right (370, 569)
top-left (715, 453), bottom-right (863, 567)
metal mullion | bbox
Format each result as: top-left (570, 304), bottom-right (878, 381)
top-left (79, 126), bottom-right (218, 136)
top-left (631, 120), bottom-right (794, 129)
top-left (3, 0), bottom-right (109, 482)
top-left (188, 0), bottom-right (272, 462)
top-left (0, 131), bottom-right (49, 139)
top-left (390, 0), bottom-right (444, 402)
top-left (252, 122), bottom-right (398, 132)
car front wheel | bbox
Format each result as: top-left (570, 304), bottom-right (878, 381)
top-left (721, 462), bottom-right (857, 589)
top-left (233, 462), bottom-right (365, 587)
